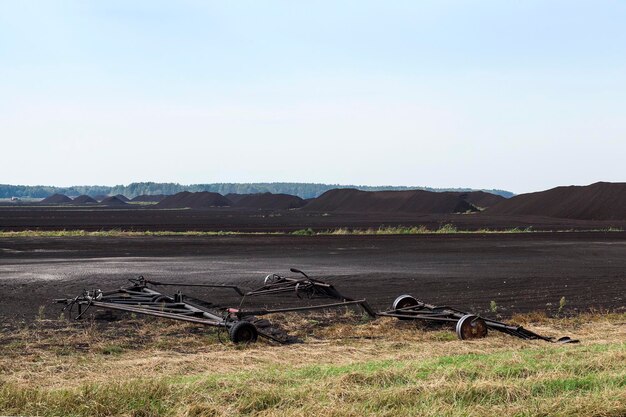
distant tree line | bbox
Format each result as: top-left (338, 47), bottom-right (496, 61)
top-left (0, 182), bottom-right (515, 199)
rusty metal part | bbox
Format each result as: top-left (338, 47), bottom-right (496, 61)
top-left (379, 294), bottom-right (579, 343)
top-left (456, 314), bottom-right (488, 340)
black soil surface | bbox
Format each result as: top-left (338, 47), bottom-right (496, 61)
top-left (72, 195), bottom-right (97, 204)
top-left (227, 192), bottom-right (306, 210)
top-left (131, 194), bottom-right (167, 203)
top-left (40, 194), bottom-right (72, 204)
top-left (488, 182), bottom-right (626, 220)
top-left (1, 206), bottom-right (626, 232)
top-left (303, 189), bottom-right (477, 213)
top-left (156, 191), bottom-right (231, 209)
top-left (0, 233), bottom-right (624, 321)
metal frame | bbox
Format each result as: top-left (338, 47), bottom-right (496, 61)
top-left (228, 268), bottom-right (376, 319)
top-left (56, 276), bottom-right (268, 343)
top-left (55, 270), bottom-right (376, 344)
top-left (378, 294), bottom-right (578, 343)
top-left (56, 271), bottom-right (578, 345)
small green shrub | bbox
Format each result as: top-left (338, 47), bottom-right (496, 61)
top-left (101, 345), bottom-right (124, 355)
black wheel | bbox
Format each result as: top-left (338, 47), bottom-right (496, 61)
top-left (455, 314), bottom-right (488, 340)
top-left (228, 321), bottom-right (258, 344)
top-left (392, 294), bottom-right (419, 320)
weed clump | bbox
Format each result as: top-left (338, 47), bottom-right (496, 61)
top-left (291, 228), bottom-right (315, 236)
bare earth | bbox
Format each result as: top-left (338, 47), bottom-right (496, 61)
top-left (1, 232), bottom-right (624, 321)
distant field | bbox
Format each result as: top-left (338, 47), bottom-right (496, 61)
top-left (1, 313), bottom-right (624, 416)
top-left (0, 198), bottom-right (42, 203)
top-left (1, 206), bottom-right (625, 232)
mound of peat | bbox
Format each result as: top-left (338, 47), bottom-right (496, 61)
top-left (227, 192), bottom-right (306, 210)
top-left (72, 195), bottom-right (97, 204)
top-left (303, 188), bottom-right (477, 214)
top-left (131, 194), bottom-right (167, 203)
top-left (488, 182), bottom-right (626, 220)
top-left (156, 191), bottom-right (231, 209)
top-left (459, 191), bottom-right (505, 209)
top-left (40, 194), bottom-right (72, 204)
top-left (100, 196), bottom-right (129, 206)
top-left (113, 194), bottom-right (130, 202)
top-left (224, 193), bottom-right (247, 204)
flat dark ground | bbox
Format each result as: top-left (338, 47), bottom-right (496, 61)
top-left (1, 232), bottom-right (624, 322)
top-left (1, 206), bottom-right (626, 232)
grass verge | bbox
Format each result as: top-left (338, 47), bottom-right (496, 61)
top-left (0, 230), bottom-right (281, 238)
top-left (0, 312), bottom-right (624, 416)
top-left (0, 225), bottom-right (623, 238)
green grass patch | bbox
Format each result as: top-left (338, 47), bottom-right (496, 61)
top-left (1, 341), bottom-right (624, 416)
top-left (99, 344), bottom-right (125, 355)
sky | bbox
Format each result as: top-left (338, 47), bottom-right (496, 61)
top-left (1, 1), bottom-right (625, 194)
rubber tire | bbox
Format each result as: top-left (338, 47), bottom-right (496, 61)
top-left (228, 321), bottom-right (258, 344)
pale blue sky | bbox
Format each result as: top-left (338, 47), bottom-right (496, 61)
top-left (1, 1), bottom-right (625, 193)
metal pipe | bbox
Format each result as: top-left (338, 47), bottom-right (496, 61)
top-left (89, 301), bottom-right (226, 327)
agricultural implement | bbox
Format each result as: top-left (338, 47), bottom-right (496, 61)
top-left (55, 269), bottom-right (374, 344)
top-left (55, 276), bottom-right (265, 343)
top-left (378, 294), bottom-right (578, 344)
top-left (229, 268), bottom-right (376, 318)
top-left (56, 269), bottom-right (577, 345)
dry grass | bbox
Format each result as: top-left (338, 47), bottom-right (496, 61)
top-left (315, 225), bottom-right (624, 235)
top-left (0, 230), bottom-right (280, 238)
top-left (0, 312), bottom-right (624, 416)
